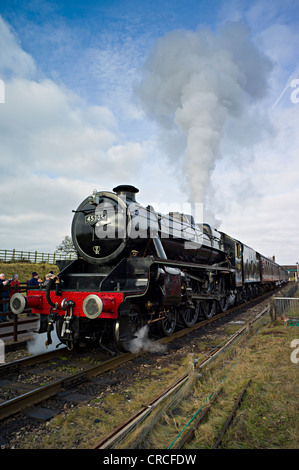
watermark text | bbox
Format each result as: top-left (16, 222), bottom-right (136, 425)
top-left (290, 339), bottom-right (299, 364)
top-left (290, 79), bottom-right (299, 104)
top-left (92, 200), bottom-right (204, 249)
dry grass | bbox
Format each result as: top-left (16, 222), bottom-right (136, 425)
top-left (148, 321), bottom-right (299, 449)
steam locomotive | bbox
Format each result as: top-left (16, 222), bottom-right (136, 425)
top-left (10, 185), bottom-right (288, 351)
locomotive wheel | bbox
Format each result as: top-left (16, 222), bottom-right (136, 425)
top-left (239, 287), bottom-right (248, 303)
top-left (201, 300), bottom-right (217, 319)
top-left (180, 306), bottom-right (198, 327)
top-left (218, 277), bottom-right (229, 312)
top-left (114, 304), bottom-right (143, 352)
top-left (246, 286), bottom-right (253, 301)
top-left (201, 276), bottom-right (217, 319)
top-left (159, 308), bottom-right (177, 336)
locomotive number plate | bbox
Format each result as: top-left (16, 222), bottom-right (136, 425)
top-left (85, 213), bottom-right (106, 224)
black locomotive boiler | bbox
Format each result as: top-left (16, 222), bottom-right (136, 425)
top-left (10, 185), bottom-right (288, 351)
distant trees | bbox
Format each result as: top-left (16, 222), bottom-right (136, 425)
top-left (55, 235), bottom-right (77, 256)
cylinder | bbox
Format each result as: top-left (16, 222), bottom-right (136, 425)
top-left (10, 293), bottom-right (42, 314)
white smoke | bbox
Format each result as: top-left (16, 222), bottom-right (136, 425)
top-left (128, 325), bottom-right (167, 354)
top-left (27, 330), bottom-right (62, 355)
top-left (136, 21), bottom-right (273, 213)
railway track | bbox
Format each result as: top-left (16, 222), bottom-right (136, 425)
top-left (0, 347), bottom-right (135, 421)
top-left (93, 305), bottom-right (269, 449)
top-left (0, 289), bottom-right (277, 438)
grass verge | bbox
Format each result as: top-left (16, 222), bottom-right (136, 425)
top-left (149, 320), bottom-right (298, 449)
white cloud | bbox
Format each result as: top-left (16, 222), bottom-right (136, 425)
top-left (209, 98), bottom-right (299, 265)
top-left (0, 15), bottom-right (148, 252)
top-left (0, 16), bottom-right (36, 79)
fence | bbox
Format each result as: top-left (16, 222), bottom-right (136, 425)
top-left (0, 249), bottom-right (77, 264)
top-left (270, 283), bottom-right (299, 321)
top-left (271, 298), bottom-right (299, 320)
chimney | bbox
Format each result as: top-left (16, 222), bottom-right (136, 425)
top-left (113, 185), bottom-right (139, 202)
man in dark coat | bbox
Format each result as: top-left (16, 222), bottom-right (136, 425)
top-left (28, 272), bottom-right (39, 286)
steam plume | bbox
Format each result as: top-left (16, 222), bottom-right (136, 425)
top-left (27, 331), bottom-right (62, 355)
top-left (137, 21), bottom-right (272, 209)
top-left (128, 325), bottom-right (167, 354)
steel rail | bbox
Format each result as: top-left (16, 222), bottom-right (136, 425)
top-left (0, 346), bottom-right (68, 377)
top-left (212, 379), bottom-right (252, 449)
top-left (171, 387), bottom-right (224, 449)
top-left (94, 373), bottom-right (191, 449)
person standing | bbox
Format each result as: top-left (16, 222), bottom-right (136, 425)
top-left (9, 274), bottom-right (21, 298)
top-left (28, 272), bottom-right (40, 287)
top-left (43, 272), bottom-right (53, 286)
top-left (0, 273), bottom-right (12, 321)
top-left (27, 272), bottom-right (39, 317)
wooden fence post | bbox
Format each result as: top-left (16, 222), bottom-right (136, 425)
top-left (13, 314), bottom-right (18, 342)
top-left (0, 248), bottom-right (76, 265)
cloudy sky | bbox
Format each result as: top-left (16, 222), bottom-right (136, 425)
top-left (0, 0), bottom-right (298, 265)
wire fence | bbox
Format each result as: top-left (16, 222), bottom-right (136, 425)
top-left (0, 249), bottom-right (77, 264)
top-left (271, 297), bottom-right (299, 320)
top-left (270, 283), bottom-right (299, 320)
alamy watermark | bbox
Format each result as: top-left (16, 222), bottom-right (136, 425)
top-left (0, 79), bottom-right (5, 104)
top-left (290, 79), bottom-right (299, 104)
top-left (273, 76), bottom-right (299, 108)
top-left (290, 339), bottom-right (299, 364)
top-left (89, 200), bottom-right (204, 250)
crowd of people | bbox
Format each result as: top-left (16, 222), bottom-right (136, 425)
top-left (0, 270), bottom-right (54, 321)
